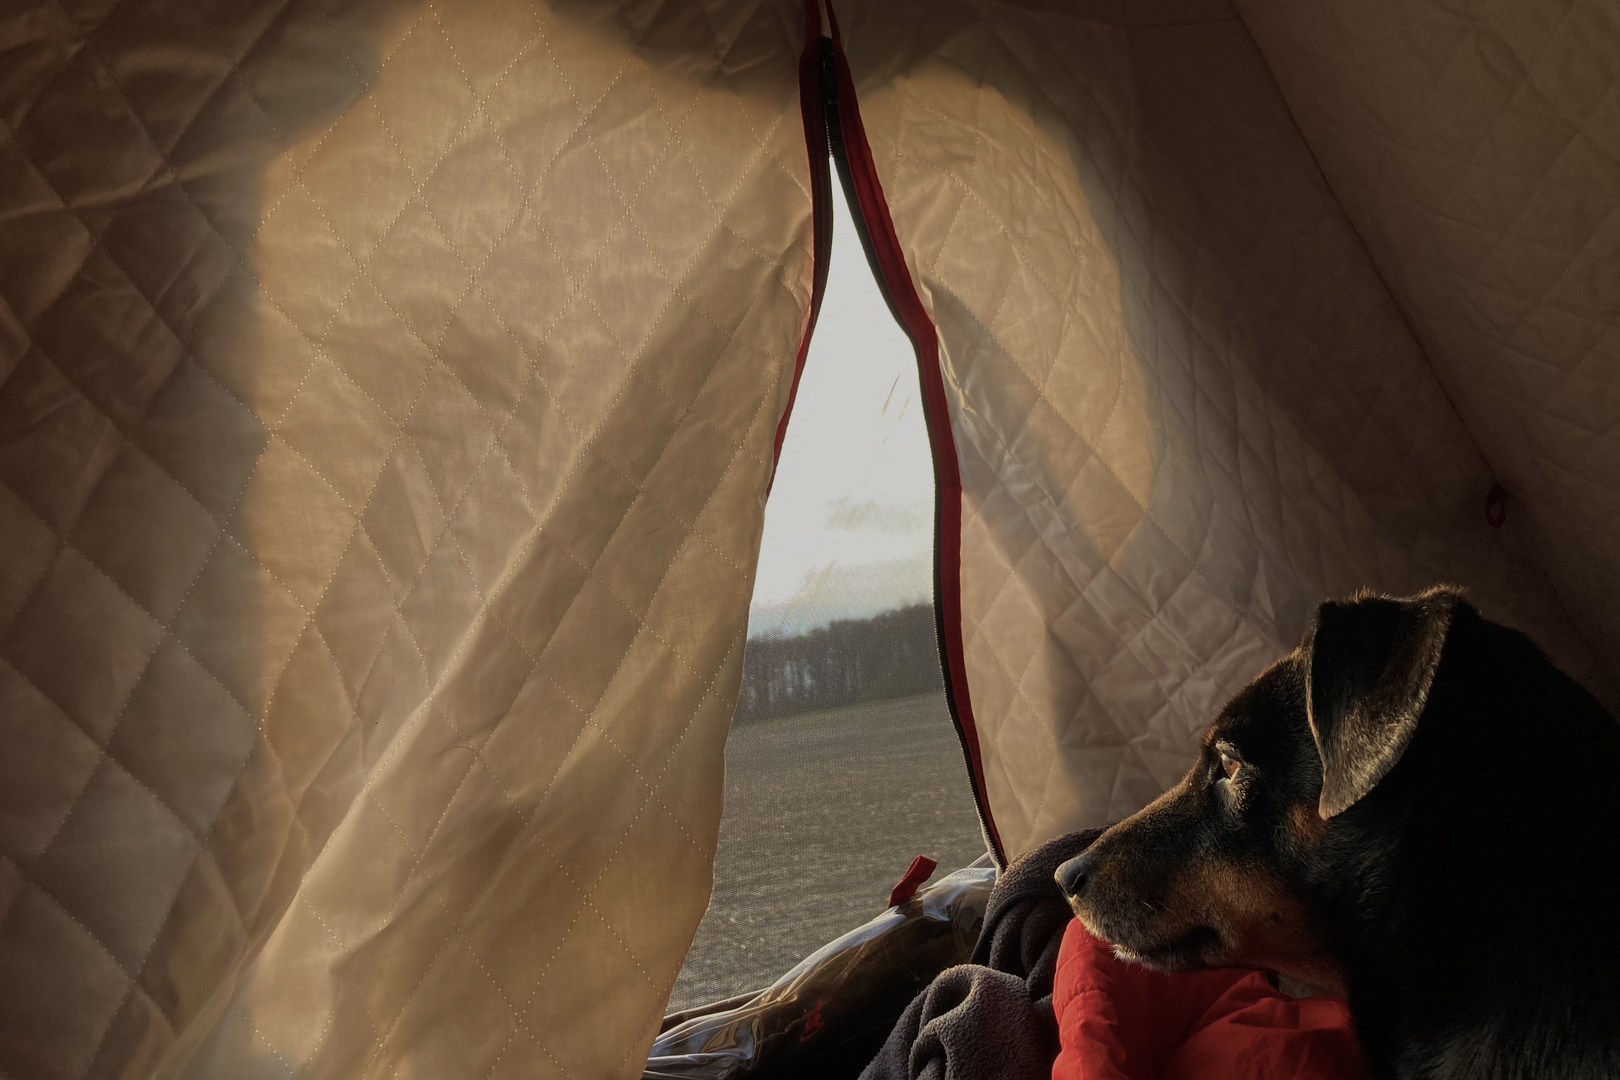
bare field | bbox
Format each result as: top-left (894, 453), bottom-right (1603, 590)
top-left (667, 693), bottom-right (989, 1013)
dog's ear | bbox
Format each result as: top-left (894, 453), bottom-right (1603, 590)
top-left (1304, 587), bottom-right (1461, 818)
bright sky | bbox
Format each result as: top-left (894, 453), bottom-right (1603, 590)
top-left (747, 181), bottom-right (936, 638)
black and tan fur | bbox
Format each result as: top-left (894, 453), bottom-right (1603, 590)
top-left (1056, 587), bottom-right (1620, 1079)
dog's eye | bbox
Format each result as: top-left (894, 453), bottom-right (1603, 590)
top-left (1219, 751), bottom-right (1242, 780)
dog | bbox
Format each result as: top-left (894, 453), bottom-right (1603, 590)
top-left (1055, 586), bottom-right (1620, 1079)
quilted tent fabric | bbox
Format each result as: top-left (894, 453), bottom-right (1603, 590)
top-left (0, 0), bottom-right (812, 1077)
top-left (2, 0), bottom-right (1617, 1077)
top-left (839, 0), bottom-right (1610, 859)
top-left (1234, 0), bottom-right (1620, 714)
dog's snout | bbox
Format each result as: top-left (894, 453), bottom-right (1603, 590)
top-left (1056, 850), bottom-right (1097, 899)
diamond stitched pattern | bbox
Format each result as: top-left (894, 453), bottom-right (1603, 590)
top-left (1235, 0), bottom-right (1620, 707)
top-left (0, 1), bottom-right (810, 1077)
top-left (848, 2), bottom-right (1598, 858)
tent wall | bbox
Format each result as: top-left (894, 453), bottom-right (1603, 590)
top-left (1236, 0), bottom-right (1620, 699)
top-left (1, 0), bottom-right (1614, 1077)
top-left (839, 0), bottom-right (1608, 859)
top-left (0, 1), bottom-right (809, 1077)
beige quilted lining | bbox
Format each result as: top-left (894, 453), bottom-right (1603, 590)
top-left (1235, 0), bottom-right (1620, 698)
top-left (843, 0), bottom-right (1608, 859)
top-left (2, 0), bottom-right (1615, 1075)
top-left (0, 1), bottom-right (810, 1076)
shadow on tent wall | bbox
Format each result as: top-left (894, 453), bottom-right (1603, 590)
top-left (4, 1), bottom-right (808, 1075)
top-left (172, 3), bottom-right (810, 1077)
top-left (2, 4), bottom-right (421, 1076)
top-left (827, 0), bottom-right (1607, 849)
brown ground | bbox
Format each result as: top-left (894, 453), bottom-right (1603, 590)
top-left (667, 692), bottom-right (990, 1012)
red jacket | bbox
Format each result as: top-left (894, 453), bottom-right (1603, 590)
top-left (1051, 920), bottom-right (1364, 1080)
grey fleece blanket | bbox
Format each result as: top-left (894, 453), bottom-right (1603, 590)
top-left (859, 827), bottom-right (1107, 1080)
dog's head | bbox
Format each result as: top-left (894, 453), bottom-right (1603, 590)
top-left (1055, 586), bottom-right (1464, 990)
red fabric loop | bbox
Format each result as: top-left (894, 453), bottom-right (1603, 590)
top-left (887, 855), bottom-right (938, 907)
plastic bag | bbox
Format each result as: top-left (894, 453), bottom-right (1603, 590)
top-left (645, 860), bottom-right (996, 1079)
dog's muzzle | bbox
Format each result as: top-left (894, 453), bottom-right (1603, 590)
top-left (1055, 849), bottom-right (1099, 902)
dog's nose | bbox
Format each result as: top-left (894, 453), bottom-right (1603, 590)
top-left (1055, 851), bottom-right (1097, 899)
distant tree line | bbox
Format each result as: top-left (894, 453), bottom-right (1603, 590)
top-left (734, 603), bottom-right (946, 722)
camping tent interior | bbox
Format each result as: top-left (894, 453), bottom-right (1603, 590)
top-left (0, 0), bottom-right (1614, 1076)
